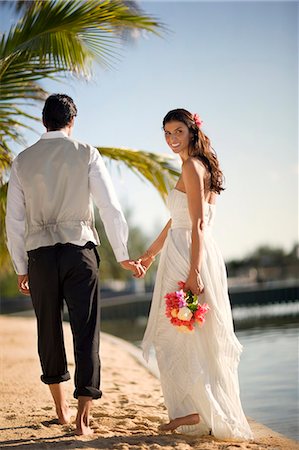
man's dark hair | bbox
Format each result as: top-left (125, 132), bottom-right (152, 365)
top-left (42, 94), bottom-right (77, 130)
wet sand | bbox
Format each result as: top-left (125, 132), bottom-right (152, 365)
top-left (0, 315), bottom-right (298, 450)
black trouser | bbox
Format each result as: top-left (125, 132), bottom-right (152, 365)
top-left (28, 242), bottom-right (102, 400)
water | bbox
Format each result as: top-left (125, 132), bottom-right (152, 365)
top-left (237, 321), bottom-right (298, 441)
top-left (101, 307), bottom-right (299, 441)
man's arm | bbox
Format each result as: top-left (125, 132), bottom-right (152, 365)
top-left (5, 158), bottom-right (30, 295)
top-left (89, 147), bottom-right (144, 276)
top-left (89, 147), bottom-right (129, 260)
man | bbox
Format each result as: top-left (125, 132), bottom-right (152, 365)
top-left (5, 94), bottom-right (144, 435)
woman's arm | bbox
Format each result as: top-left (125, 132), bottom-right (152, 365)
top-left (139, 219), bottom-right (172, 270)
top-left (182, 158), bottom-right (206, 294)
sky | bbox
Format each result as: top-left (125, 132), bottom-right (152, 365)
top-left (1, 1), bottom-right (298, 261)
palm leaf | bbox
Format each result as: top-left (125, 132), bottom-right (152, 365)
top-left (0, 183), bottom-right (11, 273)
top-left (99, 147), bottom-right (179, 201)
top-left (0, 0), bottom-right (163, 169)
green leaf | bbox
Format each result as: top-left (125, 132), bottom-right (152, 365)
top-left (99, 146), bottom-right (179, 201)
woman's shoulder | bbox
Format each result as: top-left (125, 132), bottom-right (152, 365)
top-left (183, 157), bottom-right (206, 174)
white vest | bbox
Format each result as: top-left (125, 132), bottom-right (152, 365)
top-left (17, 136), bottom-right (100, 251)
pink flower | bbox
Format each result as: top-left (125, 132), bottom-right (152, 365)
top-left (178, 281), bottom-right (186, 289)
top-left (193, 113), bottom-right (203, 128)
top-left (164, 282), bottom-right (209, 334)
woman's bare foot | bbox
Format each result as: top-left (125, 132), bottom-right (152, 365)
top-left (159, 413), bottom-right (200, 432)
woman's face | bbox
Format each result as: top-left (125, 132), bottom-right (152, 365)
top-left (164, 120), bottom-right (191, 156)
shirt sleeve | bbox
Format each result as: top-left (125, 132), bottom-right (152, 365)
top-left (89, 147), bottom-right (129, 262)
top-left (5, 158), bottom-right (28, 274)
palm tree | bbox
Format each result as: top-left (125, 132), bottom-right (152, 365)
top-left (0, 0), bottom-right (179, 272)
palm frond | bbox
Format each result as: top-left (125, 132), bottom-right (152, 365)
top-left (99, 146), bottom-right (179, 201)
top-left (1, 0), bottom-right (162, 75)
top-left (0, 0), bottom-right (163, 170)
top-left (0, 183), bottom-right (11, 273)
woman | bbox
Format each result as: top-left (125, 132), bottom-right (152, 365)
top-left (139, 108), bottom-right (253, 440)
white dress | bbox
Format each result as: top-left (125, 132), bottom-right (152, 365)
top-left (142, 189), bottom-right (253, 440)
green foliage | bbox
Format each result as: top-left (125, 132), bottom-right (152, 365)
top-left (0, 183), bottom-right (11, 273)
top-left (100, 147), bottom-right (179, 201)
top-left (0, 0), bottom-right (162, 171)
top-left (0, 271), bottom-right (19, 298)
top-left (226, 243), bottom-right (299, 280)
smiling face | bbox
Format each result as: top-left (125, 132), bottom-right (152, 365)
top-left (164, 120), bottom-right (192, 159)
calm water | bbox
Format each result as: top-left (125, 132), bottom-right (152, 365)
top-left (237, 322), bottom-right (298, 441)
top-left (101, 306), bottom-right (299, 441)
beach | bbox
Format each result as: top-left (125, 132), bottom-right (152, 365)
top-left (1, 315), bottom-right (298, 450)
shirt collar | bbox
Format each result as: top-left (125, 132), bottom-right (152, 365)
top-left (40, 130), bottom-right (68, 139)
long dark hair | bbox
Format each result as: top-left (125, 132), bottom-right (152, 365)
top-left (163, 108), bottom-right (224, 194)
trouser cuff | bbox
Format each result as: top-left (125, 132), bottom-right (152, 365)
top-left (41, 371), bottom-right (71, 384)
top-left (74, 386), bottom-right (102, 399)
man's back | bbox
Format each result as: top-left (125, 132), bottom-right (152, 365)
top-left (17, 133), bottom-right (98, 251)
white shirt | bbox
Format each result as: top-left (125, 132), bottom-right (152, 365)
top-left (6, 131), bottom-right (129, 274)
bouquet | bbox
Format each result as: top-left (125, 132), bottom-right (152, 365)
top-left (165, 281), bottom-right (209, 333)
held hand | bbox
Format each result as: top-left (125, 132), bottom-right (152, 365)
top-left (139, 250), bottom-right (156, 272)
top-left (120, 259), bottom-right (146, 278)
top-left (184, 270), bottom-right (204, 296)
top-left (17, 274), bottom-right (30, 296)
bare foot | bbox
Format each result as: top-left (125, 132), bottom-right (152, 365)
top-left (75, 396), bottom-right (93, 436)
top-left (56, 405), bottom-right (76, 425)
top-left (75, 414), bottom-right (94, 436)
top-left (159, 413), bottom-right (200, 432)
top-left (74, 423), bottom-right (94, 436)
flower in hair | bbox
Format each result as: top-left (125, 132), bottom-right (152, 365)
top-left (193, 113), bottom-right (203, 128)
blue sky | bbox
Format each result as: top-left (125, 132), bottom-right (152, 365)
top-left (1, 1), bottom-right (298, 260)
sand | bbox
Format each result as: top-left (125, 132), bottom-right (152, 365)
top-left (0, 315), bottom-right (298, 450)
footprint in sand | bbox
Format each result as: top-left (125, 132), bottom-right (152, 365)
top-left (119, 395), bottom-right (129, 405)
top-left (138, 393), bottom-right (151, 399)
top-left (41, 419), bottom-right (61, 427)
top-left (113, 414), bottom-right (135, 420)
top-left (144, 415), bottom-right (163, 422)
top-left (116, 419), bottom-right (133, 427)
top-left (91, 411), bottom-right (109, 418)
top-left (29, 424), bottom-right (43, 430)
top-left (131, 424), bottom-right (149, 431)
top-left (5, 414), bottom-right (17, 420)
top-left (105, 387), bottom-right (120, 392)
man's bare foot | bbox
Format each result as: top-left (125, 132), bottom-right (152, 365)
top-left (75, 396), bottom-right (93, 436)
top-left (74, 422), bottom-right (94, 436)
top-left (56, 405), bottom-right (76, 425)
top-left (159, 413), bottom-right (200, 432)
top-left (75, 412), bottom-right (93, 436)
top-left (49, 384), bottom-right (75, 425)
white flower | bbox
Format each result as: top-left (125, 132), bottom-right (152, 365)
top-left (177, 306), bottom-right (193, 321)
top-left (177, 325), bottom-right (193, 334)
